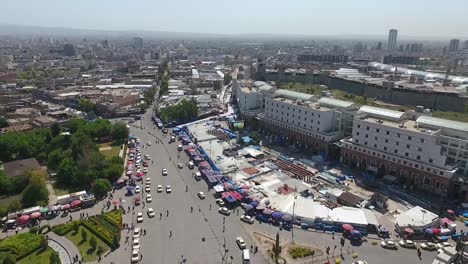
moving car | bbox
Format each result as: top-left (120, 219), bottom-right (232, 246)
top-left (133, 228), bottom-right (141, 238)
top-left (436, 242), bottom-right (454, 249)
top-left (166, 185), bottom-right (172, 193)
top-left (135, 186), bottom-right (141, 194)
top-left (218, 207), bottom-right (231, 216)
top-left (197, 192), bottom-right (206, 199)
top-left (352, 261), bottom-right (368, 264)
top-left (146, 178), bottom-right (151, 185)
top-left (240, 215), bottom-right (254, 224)
top-left (137, 212), bottom-right (144, 223)
top-left (236, 237), bottom-right (247, 249)
top-left (420, 242), bottom-right (437, 251)
top-left (131, 250), bottom-right (139, 263)
top-left (177, 163), bottom-right (183, 169)
top-left (177, 144), bottom-right (183, 151)
top-left (170, 136), bottom-right (176, 142)
top-left (143, 167), bottom-right (148, 174)
top-left (380, 240), bottom-right (398, 249)
top-left (216, 199), bottom-right (225, 206)
top-left (146, 194), bottom-right (152, 203)
top-left (145, 186), bottom-right (151, 193)
top-left (162, 168), bottom-right (168, 176)
top-left (144, 154), bottom-right (151, 160)
top-left (399, 240), bottom-right (416, 248)
top-left (132, 238), bottom-right (140, 250)
top-left (146, 141), bottom-right (151, 146)
top-left (162, 128), bottom-right (168, 134)
top-left (157, 185), bottom-right (163, 193)
top-left (147, 208), bottom-right (155, 218)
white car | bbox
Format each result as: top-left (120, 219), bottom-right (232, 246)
top-left (131, 250), bottom-right (139, 263)
top-left (133, 228), bottom-right (141, 239)
top-left (132, 238), bottom-right (140, 251)
top-left (216, 199), bottom-right (225, 206)
top-left (157, 185), bottom-right (163, 193)
top-left (135, 186), bottom-right (141, 194)
top-left (126, 170), bottom-right (133, 176)
top-left (380, 240), bottom-right (398, 249)
top-left (240, 215), bottom-right (254, 224)
top-left (146, 141), bottom-right (151, 146)
top-left (197, 192), bottom-right (206, 199)
top-left (145, 186), bottom-right (151, 193)
top-left (352, 261), bottom-right (368, 264)
top-left (147, 208), bottom-right (155, 218)
top-left (146, 178), bottom-right (151, 185)
top-left (144, 154), bottom-right (151, 160)
top-left (420, 242), bottom-right (437, 251)
top-left (137, 212), bottom-right (144, 223)
top-left (177, 144), bottom-right (183, 151)
top-left (166, 185), bottom-right (172, 193)
top-left (162, 168), bottom-right (168, 176)
top-left (399, 240), bottom-right (416, 248)
top-left (236, 237), bottom-right (247, 249)
top-left (146, 194), bottom-right (152, 203)
top-left (143, 167), bottom-right (148, 173)
top-left (218, 207), bottom-right (231, 216)
top-left (177, 163), bottom-right (183, 169)
top-left (436, 242), bottom-right (454, 249)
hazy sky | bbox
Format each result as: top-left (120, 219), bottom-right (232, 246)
top-left (2, 0), bottom-right (468, 37)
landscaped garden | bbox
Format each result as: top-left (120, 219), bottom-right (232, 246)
top-left (0, 233), bottom-right (53, 263)
top-left (52, 210), bottom-right (122, 262)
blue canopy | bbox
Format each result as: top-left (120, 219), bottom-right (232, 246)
top-left (249, 201), bottom-right (259, 207)
top-left (243, 204), bottom-right (254, 210)
top-left (271, 212), bottom-right (283, 220)
top-left (242, 136), bottom-right (252, 143)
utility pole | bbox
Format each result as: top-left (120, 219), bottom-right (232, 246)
top-left (291, 185), bottom-right (297, 244)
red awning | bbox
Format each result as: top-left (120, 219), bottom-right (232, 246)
top-left (18, 215), bottom-right (30, 222)
top-left (231, 191), bottom-right (242, 201)
top-left (404, 228), bottom-right (414, 234)
top-left (342, 224), bottom-right (353, 231)
top-left (30, 212), bottom-right (41, 219)
top-left (70, 200), bottom-right (81, 207)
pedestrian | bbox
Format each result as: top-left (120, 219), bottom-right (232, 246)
top-left (86, 213), bottom-right (88, 218)
top-left (250, 245), bottom-right (253, 253)
top-left (209, 204), bottom-right (212, 210)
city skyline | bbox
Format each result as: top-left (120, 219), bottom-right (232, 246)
top-left (2, 0), bottom-right (468, 38)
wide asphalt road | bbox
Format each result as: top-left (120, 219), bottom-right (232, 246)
top-left (123, 110), bottom-right (266, 264)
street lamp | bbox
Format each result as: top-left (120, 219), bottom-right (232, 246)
top-left (291, 185), bottom-right (297, 244)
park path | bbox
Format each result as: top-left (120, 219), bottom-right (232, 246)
top-left (48, 232), bottom-right (81, 263)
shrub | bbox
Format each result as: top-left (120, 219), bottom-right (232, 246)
top-left (90, 236), bottom-right (97, 250)
top-left (97, 246), bottom-right (105, 256)
top-left (38, 225), bottom-right (51, 234)
top-left (73, 222), bottom-right (80, 234)
top-left (40, 236), bottom-right (48, 252)
top-left (0, 233), bottom-right (42, 258)
top-left (52, 222), bottom-right (75, 236)
top-left (29, 226), bottom-right (39, 234)
top-left (288, 246), bottom-right (314, 259)
top-left (81, 228), bottom-right (88, 242)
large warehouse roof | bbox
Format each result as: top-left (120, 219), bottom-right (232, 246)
top-left (417, 116), bottom-right (468, 133)
top-left (359, 106), bottom-right (405, 121)
top-left (274, 89), bottom-right (314, 101)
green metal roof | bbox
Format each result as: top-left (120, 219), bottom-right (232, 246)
top-left (274, 89), bottom-right (314, 101)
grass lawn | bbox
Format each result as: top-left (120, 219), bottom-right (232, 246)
top-left (99, 143), bottom-right (121, 160)
top-left (18, 247), bottom-right (55, 264)
top-left (0, 194), bottom-right (22, 207)
top-left (65, 226), bottom-right (109, 262)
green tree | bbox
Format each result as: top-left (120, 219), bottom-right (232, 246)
top-left (92, 179), bottom-right (112, 199)
top-left (40, 236), bottom-right (48, 252)
top-left (73, 221), bottom-right (80, 234)
top-left (79, 98), bottom-right (96, 113)
top-left (90, 236), bottom-right (97, 250)
top-left (68, 118), bottom-right (87, 133)
top-left (50, 123), bottom-right (61, 137)
top-left (57, 157), bottom-right (76, 186)
top-left (21, 170), bottom-right (49, 207)
top-left (0, 116), bottom-right (8, 128)
top-left (2, 254), bottom-right (15, 264)
top-left (7, 200), bottom-right (22, 212)
top-left (223, 73), bottom-right (232, 85)
top-left (159, 99), bottom-right (198, 123)
top-left (81, 228), bottom-right (88, 242)
top-left (111, 123), bottom-right (129, 143)
top-left (49, 251), bottom-right (60, 264)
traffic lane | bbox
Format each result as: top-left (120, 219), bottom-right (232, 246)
top-left (130, 128), bottom-right (225, 263)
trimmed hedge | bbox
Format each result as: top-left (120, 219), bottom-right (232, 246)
top-left (81, 221), bottom-right (115, 249)
top-left (39, 225), bottom-right (51, 234)
top-left (0, 233), bottom-right (43, 261)
top-left (288, 246), bottom-right (314, 259)
top-left (52, 222), bottom-right (77, 236)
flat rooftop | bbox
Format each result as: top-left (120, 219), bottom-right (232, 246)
top-left (271, 97), bottom-right (333, 112)
top-left (360, 116), bottom-right (438, 134)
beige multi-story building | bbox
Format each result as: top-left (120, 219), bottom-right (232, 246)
top-left (340, 106), bottom-right (468, 199)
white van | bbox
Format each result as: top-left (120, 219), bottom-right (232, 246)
top-left (188, 161), bottom-right (194, 169)
top-left (242, 249), bottom-right (250, 264)
top-left (170, 136), bottom-right (176, 142)
top-left (177, 144), bottom-right (183, 151)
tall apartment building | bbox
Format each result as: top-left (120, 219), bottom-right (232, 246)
top-left (340, 106), bottom-right (468, 199)
top-left (387, 29), bottom-right (398, 51)
top-left (260, 95), bottom-right (358, 154)
top-left (449, 39), bottom-right (460, 52)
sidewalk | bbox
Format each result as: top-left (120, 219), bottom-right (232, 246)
top-left (48, 232), bottom-right (82, 263)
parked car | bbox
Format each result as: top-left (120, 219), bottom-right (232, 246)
top-left (135, 186), bottom-right (141, 194)
top-left (146, 178), bottom-right (151, 185)
top-left (177, 144), bottom-right (183, 151)
top-left (436, 242), bottom-right (454, 250)
top-left (352, 261), bottom-right (368, 264)
top-left (145, 186), bottom-right (151, 193)
top-left (133, 228), bottom-right (141, 238)
top-left (236, 237), bottom-right (247, 249)
top-left (188, 161), bottom-right (194, 169)
top-left (380, 240), bottom-right (398, 249)
top-left (216, 199), bottom-right (225, 206)
top-left (146, 194), bottom-right (152, 203)
top-left (147, 208), bottom-right (155, 218)
top-left (218, 207), bottom-right (231, 216)
top-left (197, 192), bottom-right (206, 199)
top-left (166, 185), bottom-right (172, 193)
top-left (131, 250), bottom-right (139, 263)
top-left (137, 212), bottom-right (144, 223)
top-left (157, 185), bottom-right (163, 193)
top-left (132, 238), bottom-right (140, 251)
top-left (240, 215), bottom-right (254, 224)
top-left (420, 242), bottom-right (437, 251)
top-left (399, 240), bottom-right (416, 248)
top-left (143, 167), bottom-right (148, 173)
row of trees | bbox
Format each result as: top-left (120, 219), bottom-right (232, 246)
top-left (158, 98), bottom-right (199, 123)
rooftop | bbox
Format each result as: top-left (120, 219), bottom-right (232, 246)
top-left (417, 115), bottom-right (468, 133)
top-left (359, 105), bottom-right (406, 121)
top-left (271, 97), bottom-right (333, 112)
top-left (318, 97), bottom-right (357, 110)
top-left (2, 158), bottom-right (42, 177)
top-left (274, 89), bottom-right (314, 101)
